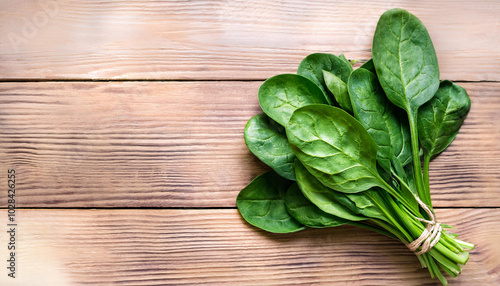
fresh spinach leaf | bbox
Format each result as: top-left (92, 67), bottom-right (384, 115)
top-left (286, 104), bottom-right (385, 193)
top-left (390, 111), bottom-right (413, 168)
top-left (285, 182), bottom-right (347, 228)
top-left (348, 68), bottom-right (394, 172)
top-left (297, 53), bottom-right (352, 105)
top-left (339, 54), bottom-right (355, 72)
top-left (287, 104), bottom-right (415, 209)
top-left (295, 159), bottom-right (389, 222)
top-left (258, 74), bottom-right (328, 126)
top-left (348, 68), bottom-right (412, 173)
top-left (294, 160), bottom-right (366, 221)
top-left (418, 80), bottom-right (471, 158)
top-left (323, 70), bottom-right (353, 114)
top-left (360, 59), bottom-right (376, 73)
top-left (372, 8), bottom-right (440, 114)
top-left (344, 190), bottom-right (389, 222)
top-left (372, 8), bottom-right (441, 206)
top-left (244, 113), bottom-right (296, 180)
top-left (236, 171), bottom-right (305, 233)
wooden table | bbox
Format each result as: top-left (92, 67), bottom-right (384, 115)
top-left (1, 1), bottom-right (499, 285)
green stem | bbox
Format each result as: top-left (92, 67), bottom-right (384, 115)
top-left (423, 153), bottom-right (431, 200)
top-left (454, 238), bottom-right (475, 250)
top-left (372, 219), bottom-right (408, 242)
top-left (408, 111), bottom-right (431, 207)
top-left (436, 260), bottom-right (458, 278)
top-left (368, 192), bottom-right (413, 243)
top-left (428, 257), bottom-right (449, 285)
top-left (348, 221), bottom-right (397, 239)
top-left (379, 177), bottom-right (419, 216)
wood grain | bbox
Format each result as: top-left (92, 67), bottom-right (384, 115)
top-left (0, 0), bottom-right (499, 80)
top-left (0, 82), bottom-right (498, 208)
top-left (0, 208), bottom-right (497, 285)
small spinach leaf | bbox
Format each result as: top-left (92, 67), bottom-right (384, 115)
top-left (236, 171), bottom-right (305, 233)
top-left (258, 74), bottom-right (328, 126)
top-left (285, 182), bottom-right (347, 228)
top-left (344, 190), bottom-right (389, 222)
top-left (418, 80), bottom-right (471, 157)
top-left (244, 113), bottom-right (296, 180)
top-left (297, 53), bottom-right (352, 105)
top-left (360, 59), bottom-right (376, 73)
top-left (339, 54), bottom-right (355, 72)
top-left (294, 160), bottom-right (366, 221)
top-left (389, 111), bottom-right (413, 168)
top-left (323, 70), bottom-right (353, 114)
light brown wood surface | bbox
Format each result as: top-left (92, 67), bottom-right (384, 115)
top-left (1, 1), bottom-right (499, 285)
top-left (0, 0), bottom-right (499, 80)
top-left (0, 82), bottom-right (499, 208)
top-left (0, 209), bottom-right (498, 285)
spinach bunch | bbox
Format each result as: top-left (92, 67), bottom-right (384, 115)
top-left (237, 8), bottom-right (473, 285)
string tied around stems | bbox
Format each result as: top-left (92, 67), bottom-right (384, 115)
top-left (406, 195), bottom-right (443, 255)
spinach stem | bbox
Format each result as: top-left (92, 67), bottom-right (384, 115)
top-left (453, 238), bottom-right (475, 250)
top-left (408, 111), bottom-right (431, 207)
top-left (348, 221), bottom-right (396, 239)
top-left (423, 153), bottom-right (431, 198)
top-left (379, 178), bottom-right (417, 216)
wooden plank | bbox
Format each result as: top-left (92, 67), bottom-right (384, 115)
top-left (0, 82), bottom-right (498, 208)
top-left (0, 0), bottom-right (499, 80)
top-left (0, 208), bottom-right (497, 285)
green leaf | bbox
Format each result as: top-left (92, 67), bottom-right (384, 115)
top-left (348, 68), bottom-right (393, 172)
top-left (286, 104), bottom-right (386, 193)
top-left (258, 74), bottom-right (328, 126)
top-left (348, 68), bottom-right (412, 172)
top-left (344, 190), bottom-right (389, 222)
top-left (360, 59), bottom-right (376, 73)
top-left (323, 70), bottom-right (353, 114)
top-left (294, 160), bottom-right (366, 221)
top-left (297, 53), bottom-right (352, 105)
top-left (372, 8), bottom-right (441, 207)
top-left (236, 171), bottom-right (305, 233)
top-left (372, 8), bottom-right (440, 114)
top-left (418, 80), bottom-right (471, 157)
top-left (339, 54), bottom-right (355, 71)
top-left (244, 113), bottom-right (296, 180)
top-left (285, 182), bottom-right (347, 228)
top-left (390, 111), bottom-right (413, 168)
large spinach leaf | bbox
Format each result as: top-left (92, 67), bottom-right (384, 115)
top-left (287, 104), bottom-right (415, 209)
top-left (348, 68), bottom-right (393, 172)
top-left (372, 8), bottom-right (439, 114)
top-left (348, 68), bottom-right (412, 173)
top-left (372, 8), bottom-right (440, 206)
top-left (286, 104), bottom-right (385, 193)
top-left (258, 74), bottom-right (328, 126)
top-left (244, 113), bottom-right (296, 180)
top-left (236, 171), bottom-right (305, 233)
